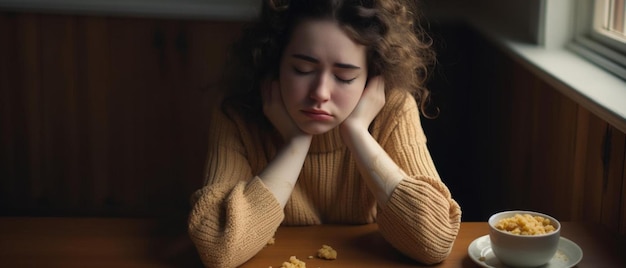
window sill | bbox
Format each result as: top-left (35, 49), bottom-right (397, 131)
top-left (466, 14), bottom-right (626, 134)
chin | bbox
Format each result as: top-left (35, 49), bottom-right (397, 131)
top-left (299, 123), bottom-right (338, 135)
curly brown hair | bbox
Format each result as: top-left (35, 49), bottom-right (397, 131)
top-left (220, 0), bottom-right (436, 123)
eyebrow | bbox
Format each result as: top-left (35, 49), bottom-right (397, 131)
top-left (292, 54), bottom-right (361, 69)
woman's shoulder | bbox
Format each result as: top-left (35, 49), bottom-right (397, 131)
top-left (381, 89), bottom-right (419, 117)
top-left (210, 100), bottom-right (275, 142)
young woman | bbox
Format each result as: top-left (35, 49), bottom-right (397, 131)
top-left (188, 0), bottom-right (461, 267)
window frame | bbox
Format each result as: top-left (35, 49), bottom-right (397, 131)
top-left (593, 0), bottom-right (626, 51)
top-left (569, 0), bottom-right (626, 80)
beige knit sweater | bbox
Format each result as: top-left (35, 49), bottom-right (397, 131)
top-left (188, 90), bottom-right (462, 268)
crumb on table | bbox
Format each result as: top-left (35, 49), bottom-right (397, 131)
top-left (280, 256), bottom-right (306, 268)
top-left (317, 245), bottom-right (337, 260)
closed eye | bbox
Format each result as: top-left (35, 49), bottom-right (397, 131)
top-left (336, 76), bottom-right (357, 84)
top-left (293, 67), bottom-right (314, 75)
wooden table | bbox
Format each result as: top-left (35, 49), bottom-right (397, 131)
top-left (0, 218), bottom-right (624, 267)
top-left (243, 222), bottom-right (626, 268)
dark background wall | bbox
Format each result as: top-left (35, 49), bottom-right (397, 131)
top-left (1, 10), bottom-right (625, 233)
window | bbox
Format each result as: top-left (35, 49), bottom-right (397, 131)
top-left (569, 0), bottom-right (626, 80)
top-left (594, 0), bottom-right (626, 51)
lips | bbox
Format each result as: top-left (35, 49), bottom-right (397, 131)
top-left (301, 109), bottom-right (332, 120)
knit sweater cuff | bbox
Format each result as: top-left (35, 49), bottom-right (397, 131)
top-left (378, 177), bottom-right (461, 265)
top-left (188, 177), bottom-right (285, 267)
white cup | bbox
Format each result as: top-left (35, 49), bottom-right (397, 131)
top-left (488, 210), bottom-right (561, 267)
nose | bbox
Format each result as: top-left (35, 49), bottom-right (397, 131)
top-left (309, 74), bottom-right (331, 102)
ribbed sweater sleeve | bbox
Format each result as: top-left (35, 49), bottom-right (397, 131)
top-left (188, 107), bottom-right (284, 268)
top-left (374, 91), bottom-right (462, 264)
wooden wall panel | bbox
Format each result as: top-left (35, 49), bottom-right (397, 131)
top-left (0, 13), bottom-right (17, 209)
top-left (0, 12), bottom-right (244, 217)
top-left (501, 59), bottom-right (533, 213)
top-left (78, 16), bottom-right (111, 213)
top-left (39, 15), bottom-right (81, 214)
top-left (460, 23), bottom-right (625, 224)
top-left (492, 60), bottom-right (579, 221)
top-left (0, 13), bottom-right (45, 213)
top-left (572, 106), bottom-right (590, 221)
top-left (466, 36), bottom-right (581, 221)
top-left (528, 77), bottom-right (579, 220)
top-left (107, 17), bottom-right (164, 216)
top-left (17, 14), bottom-right (44, 213)
top-left (579, 111), bottom-right (608, 221)
top-left (601, 127), bottom-right (626, 233)
top-left (459, 29), bottom-right (514, 219)
top-left (621, 139), bottom-right (626, 235)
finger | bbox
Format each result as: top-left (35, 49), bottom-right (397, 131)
top-left (364, 76), bottom-right (385, 106)
top-left (365, 76), bottom-right (381, 91)
top-left (377, 77), bottom-right (385, 93)
top-left (376, 77), bottom-right (385, 102)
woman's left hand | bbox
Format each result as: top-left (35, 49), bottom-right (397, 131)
top-left (339, 75), bottom-right (403, 206)
top-left (340, 75), bottom-right (386, 133)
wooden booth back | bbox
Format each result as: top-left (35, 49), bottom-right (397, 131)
top-left (0, 12), bottom-right (245, 217)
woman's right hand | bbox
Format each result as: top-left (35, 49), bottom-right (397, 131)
top-left (260, 80), bottom-right (312, 208)
top-left (262, 80), bottom-right (310, 142)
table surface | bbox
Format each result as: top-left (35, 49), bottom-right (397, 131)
top-left (0, 217), bottom-right (624, 267)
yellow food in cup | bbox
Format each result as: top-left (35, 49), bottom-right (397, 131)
top-left (494, 213), bottom-right (556, 235)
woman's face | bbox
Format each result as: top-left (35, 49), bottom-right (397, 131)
top-left (279, 19), bottom-right (368, 135)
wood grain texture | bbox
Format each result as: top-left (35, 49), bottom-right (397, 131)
top-left (0, 12), bottom-right (244, 216)
top-left (460, 26), bottom-right (626, 227)
top-left (622, 136), bottom-right (626, 235)
top-left (602, 127), bottom-right (626, 233)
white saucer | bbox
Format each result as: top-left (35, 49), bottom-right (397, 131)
top-left (468, 235), bottom-right (583, 268)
